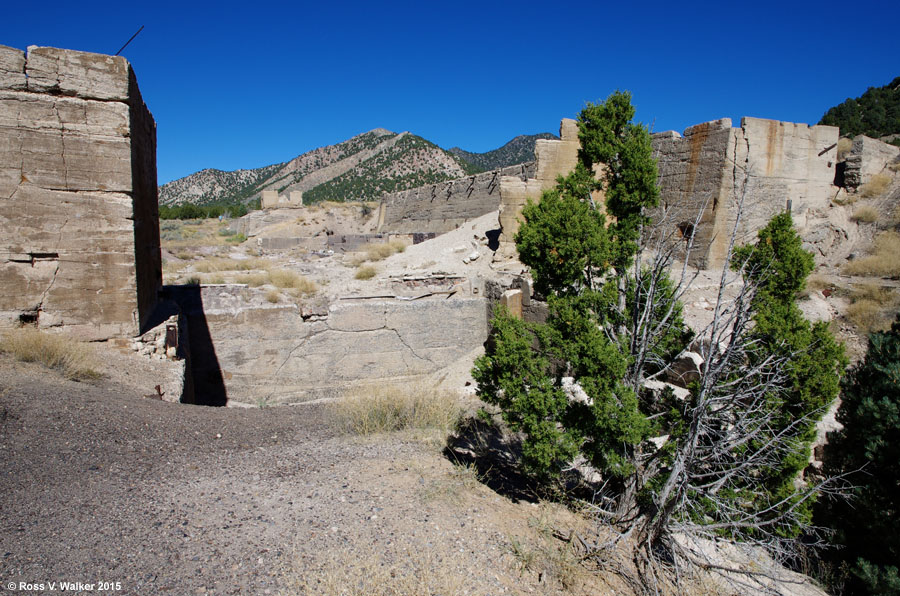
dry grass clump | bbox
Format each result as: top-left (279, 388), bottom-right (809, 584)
top-left (354, 265), bottom-right (376, 280)
top-left (268, 269), bottom-right (317, 296)
top-left (889, 161), bottom-right (900, 173)
top-left (846, 284), bottom-right (899, 333)
top-left (265, 289), bottom-right (281, 303)
top-left (193, 257), bottom-right (271, 274)
top-left (238, 272), bottom-right (269, 287)
top-left (859, 173), bottom-right (892, 198)
top-left (0, 328), bottom-right (100, 380)
top-left (350, 241), bottom-right (407, 265)
top-left (837, 137), bottom-right (853, 160)
top-left (843, 231), bottom-right (900, 277)
top-left (851, 205), bottom-right (879, 223)
top-left (332, 385), bottom-right (464, 436)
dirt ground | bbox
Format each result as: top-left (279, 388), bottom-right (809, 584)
top-left (0, 353), bottom-right (621, 596)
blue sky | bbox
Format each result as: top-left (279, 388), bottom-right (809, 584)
top-left (3, 0), bottom-right (898, 185)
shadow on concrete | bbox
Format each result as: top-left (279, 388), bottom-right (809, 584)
top-left (160, 285), bottom-right (228, 407)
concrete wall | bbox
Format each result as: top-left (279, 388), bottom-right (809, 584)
top-left (651, 117), bottom-right (839, 268)
top-left (843, 135), bottom-right (900, 188)
top-left (493, 114), bottom-right (841, 270)
top-left (261, 190), bottom-right (303, 209)
top-left (0, 45), bottom-right (161, 339)
top-left (495, 119), bottom-right (581, 259)
top-left (181, 286), bottom-right (489, 404)
top-left (378, 162), bottom-right (535, 235)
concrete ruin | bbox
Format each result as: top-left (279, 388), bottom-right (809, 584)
top-left (652, 117), bottom-right (839, 269)
top-left (261, 189), bottom-right (303, 209)
top-left (493, 116), bottom-right (845, 270)
top-left (176, 285), bottom-right (489, 404)
top-left (376, 162), bottom-right (534, 235)
top-left (0, 45), bottom-right (161, 340)
top-left (842, 135), bottom-right (900, 189)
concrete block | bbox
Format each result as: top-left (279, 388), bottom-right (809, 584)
top-left (26, 46), bottom-right (130, 100)
top-left (501, 289), bottom-right (523, 319)
top-left (0, 45), bottom-right (26, 90)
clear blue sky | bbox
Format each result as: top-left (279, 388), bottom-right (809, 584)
top-left (3, 0), bottom-right (898, 185)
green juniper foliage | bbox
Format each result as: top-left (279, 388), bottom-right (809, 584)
top-left (823, 318), bottom-right (900, 595)
top-left (474, 91), bottom-right (845, 562)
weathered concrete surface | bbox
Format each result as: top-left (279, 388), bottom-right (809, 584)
top-left (0, 46), bottom-right (161, 340)
top-left (495, 115), bottom-right (846, 269)
top-left (0, 45), bottom-right (26, 91)
top-left (182, 285), bottom-right (489, 404)
top-left (378, 163), bottom-right (534, 235)
top-left (495, 119), bottom-right (580, 258)
top-left (843, 135), bottom-right (900, 188)
top-left (260, 190), bottom-right (303, 209)
top-left (652, 117), bottom-right (839, 268)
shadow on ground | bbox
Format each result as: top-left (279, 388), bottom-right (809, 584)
top-left (443, 416), bottom-right (539, 503)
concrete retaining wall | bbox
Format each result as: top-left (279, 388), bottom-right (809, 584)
top-left (378, 163), bottom-right (535, 234)
top-left (180, 285), bottom-right (489, 404)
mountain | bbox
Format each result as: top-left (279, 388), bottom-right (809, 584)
top-left (819, 76), bottom-right (900, 143)
top-left (159, 129), bottom-right (481, 206)
top-left (448, 133), bottom-right (559, 171)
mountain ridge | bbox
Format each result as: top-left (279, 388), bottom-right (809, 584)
top-left (158, 130), bottom-right (556, 207)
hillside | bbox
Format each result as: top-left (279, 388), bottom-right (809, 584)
top-left (820, 75), bottom-right (900, 143)
top-left (449, 133), bottom-right (558, 171)
top-left (159, 129), bottom-right (480, 206)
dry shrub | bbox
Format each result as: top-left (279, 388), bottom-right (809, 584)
top-left (859, 173), bottom-right (892, 198)
top-left (847, 300), bottom-right (894, 334)
top-left (265, 289), bottom-right (281, 303)
top-left (193, 257), bottom-right (270, 273)
top-left (847, 284), bottom-right (899, 334)
top-left (0, 328), bottom-right (100, 380)
top-left (354, 265), bottom-right (376, 280)
top-left (851, 205), bottom-right (879, 223)
top-left (351, 240), bottom-right (408, 266)
top-left (332, 385), bottom-right (463, 435)
top-left (843, 231), bottom-right (900, 277)
top-left (269, 269), bottom-right (317, 296)
top-left (852, 283), bottom-right (895, 305)
top-left (837, 137), bottom-right (853, 160)
top-left (238, 272), bottom-right (269, 287)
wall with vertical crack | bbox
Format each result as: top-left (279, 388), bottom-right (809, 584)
top-left (650, 117), bottom-right (839, 269)
top-left (0, 44), bottom-right (161, 339)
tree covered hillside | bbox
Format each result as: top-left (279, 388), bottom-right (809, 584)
top-left (820, 76), bottom-right (900, 144)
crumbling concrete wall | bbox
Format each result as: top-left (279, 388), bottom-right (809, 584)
top-left (843, 135), bottom-right (900, 189)
top-left (0, 45), bottom-right (161, 339)
top-left (494, 114), bottom-right (841, 270)
top-left (495, 119), bottom-right (581, 259)
top-left (377, 163), bottom-right (535, 235)
top-left (651, 117), bottom-right (839, 268)
top-left (181, 285), bottom-right (489, 404)
top-left (261, 190), bottom-right (303, 209)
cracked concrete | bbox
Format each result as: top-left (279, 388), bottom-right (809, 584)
top-left (1, 45), bottom-right (160, 340)
top-left (191, 285), bottom-right (488, 405)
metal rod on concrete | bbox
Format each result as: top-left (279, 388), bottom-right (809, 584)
top-left (115, 25), bottom-right (145, 56)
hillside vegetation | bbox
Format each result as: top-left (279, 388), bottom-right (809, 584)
top-left (820, 76), bottom-right (900, 144)
top-left (159, 129), bottom-right (557, 208)
top-left (302, 134), bottom-right (480, 203)
top-left (449, 133), bottom-right (558, 171)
